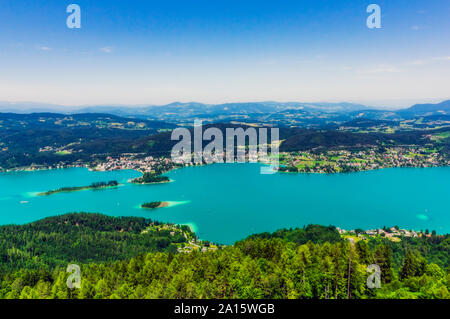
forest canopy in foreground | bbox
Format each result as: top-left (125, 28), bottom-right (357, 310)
top-left (0, 213), bottom-right (448, 299)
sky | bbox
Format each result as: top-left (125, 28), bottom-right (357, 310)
top-left (0, 0), bottom-right (449, 109)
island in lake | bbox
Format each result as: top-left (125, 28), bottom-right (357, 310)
top-left (37, 180), bottom-right (119, 196)
top-left (141, 201), bottom-right (169, 209)
top-left (132, 172), bottom-right (170, 184)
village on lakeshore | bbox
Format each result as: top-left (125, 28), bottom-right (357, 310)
top-left (336, 225), bottom-right (440, 244)
top-left (278, 146), bottom-right (450, 174)
top-left (142, 222), bottom-right (219, 254)
top-left (4, 144), bottom-right (450, 175)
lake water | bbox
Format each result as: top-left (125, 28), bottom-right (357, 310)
top-left (0, 164), bottom-right (449, 244)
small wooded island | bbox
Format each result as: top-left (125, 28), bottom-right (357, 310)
top-left (37, 180), bottom-right (119, 196)
top-left (132, 172), bottom-right (170, 184)
top-left (141, 201), bottom-right (169, 209)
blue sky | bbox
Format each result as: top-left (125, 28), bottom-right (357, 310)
top-left (0, 0), bottom-right (449, 108)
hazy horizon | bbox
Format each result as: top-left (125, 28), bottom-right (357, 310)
top-left (0, 97), bottom-right (449, 113)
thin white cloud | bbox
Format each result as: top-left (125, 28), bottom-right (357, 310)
top-left (411, 26), bottom-right (421, 30)
top-left (38, 46), bottom-right (51, 51)
top-left (407, 60), bottom-right (426, 66)
top-left (405, 56), bottom-right (450, 66)
top-left (432, 56), bottom-right (450, 61)
top-left (100, 47), bottom-right (113, 53)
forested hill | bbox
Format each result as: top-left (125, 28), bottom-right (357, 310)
top-left (0, 213), bottom-right (192, 272)
top-left (0, 214), bottom-right (448, 299)
top-left (0, 113), bottom-right (175, 169)
top-left (248, 226), bottom-right (449, 270)
top-left (0, 112), bottom-right (175, 131)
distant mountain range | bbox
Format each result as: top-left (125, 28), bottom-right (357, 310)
top-left (1, 100), bottom-right (449, 126)
top-left (75, 101), bottom-right (373, 118)
top-left (0, 101), bottom-right (375, 114)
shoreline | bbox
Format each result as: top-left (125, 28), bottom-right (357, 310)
top-left (276, 163), bottom-right (450, 175)
top-left (158, 201), bottom-right (170, 208)
top-left (0, 211), bottom-right (445, 240)
top-left (131, 179), bottom-right (173, 185)
top-left (3, 159), bottom-right (450, 177)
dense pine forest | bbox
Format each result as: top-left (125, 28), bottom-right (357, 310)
top-left (0, 213), bottom-right (191, 272)
top-left (0, 213), bottom-right (448, 299)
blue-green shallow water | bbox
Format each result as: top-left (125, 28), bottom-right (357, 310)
top-left (0, 164), bottom-right (449, 244)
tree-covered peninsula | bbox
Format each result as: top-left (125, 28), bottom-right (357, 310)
top-left (37, 180), bottom-right (119, 196)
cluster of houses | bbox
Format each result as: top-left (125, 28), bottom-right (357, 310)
top-left (337, 226), bottom-right (419, 240)
top-left (176, 241), bottom-right (219, 254)
top-left (93, 154), bottom-right (173, 172)
top-left (142, 222), bottom-right (219, 254)
top-left (282, 146), bottom-right (449, 174)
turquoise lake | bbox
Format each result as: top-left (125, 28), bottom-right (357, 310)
top-left (0, 164), bottom-right (449, 244)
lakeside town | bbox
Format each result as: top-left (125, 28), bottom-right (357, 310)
top-left (278, 146), bottom-right (450, 174)
top-left (92, 154), bottom-right (176, 173)
top-left (3, 144), bottom-right (450, 175)
top-left (0, 154), bottom-right (180, 174)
